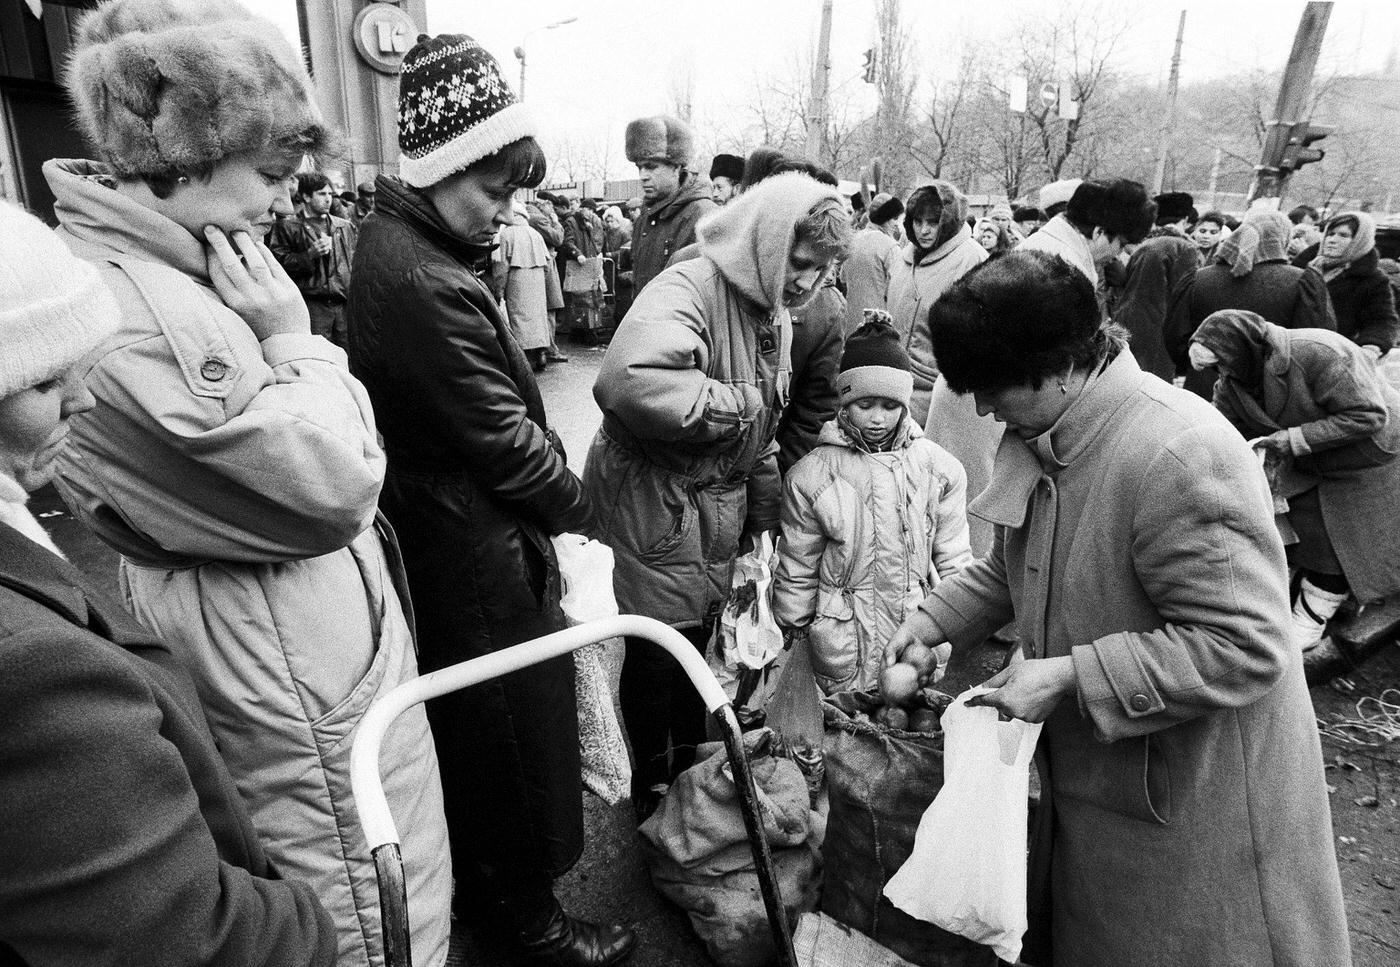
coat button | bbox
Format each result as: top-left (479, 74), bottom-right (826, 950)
top-left (200, 358), bottom-right (229, 381)
top-left (1130, 693), bottom-right (1152, 712)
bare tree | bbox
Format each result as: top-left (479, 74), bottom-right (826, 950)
top-left (909, 48), bottom-right (980, 181)
top-left (870, 0), bottom-right (919, 193)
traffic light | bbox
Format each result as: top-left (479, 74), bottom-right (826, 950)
top-left (862, 48), bottom-right (877, 84)
top-left (1280, 122), bottom-right (1334, 172)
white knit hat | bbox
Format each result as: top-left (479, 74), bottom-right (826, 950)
top-left (0, 202), bottom-right (119, 397)
top-left (397, 34), bottom-right (537, 188)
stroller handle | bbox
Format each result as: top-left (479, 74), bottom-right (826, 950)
top-left (350, 615), bottom-right (726, 852)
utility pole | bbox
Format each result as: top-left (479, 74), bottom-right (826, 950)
top-left (1247, 1), bottom-right (1332, 205)
top-left (1151, 10), bottom-right (1187, 195)
top-left (805, 0), bottom-right (834, 163)
top-left (1206, 146), bottom-right (1222, 209)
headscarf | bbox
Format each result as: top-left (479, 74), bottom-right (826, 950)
top-left (1191, 309), bottom-right (1271, 391)
top-left (1213, 210), bottom-right (1291, 278)
top-left (697, 171), bottom-right (841, 310)
top-left (1311, 211), bottom-right (1377, 281)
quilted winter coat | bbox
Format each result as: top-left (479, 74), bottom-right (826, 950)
top-left (587, 174), bottom-right (840, 629)
top-left (917, 347), bottom-right (1350, 967)
top-left (347, 177), bottom-right (595, 888)
top-left (44, 159), bottom-right (452, 967)
top-left (773, 419), bottom-right (973, 692)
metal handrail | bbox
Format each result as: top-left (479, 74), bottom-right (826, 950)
top-left (350, 615), bottom-right (796, 967)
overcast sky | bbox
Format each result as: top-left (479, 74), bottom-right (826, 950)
top-left (247, 1), bottom-right (1400, 179)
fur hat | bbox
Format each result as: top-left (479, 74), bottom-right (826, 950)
top-left (1153, 191), bottom-right (1195, 222)
top-left (709, 153), bottom-right (745, 183)
top-left (625, 115), bottom-right (694, 167)
top-left (1068, 179), bottom-right (1156, 244)
top-left (869, 193), bottom-right (904, 226)
top-left (0, 202), bottom-right (119, 398)
top-left (1013, 206), bottom-right (1046, 224)
top-left (397, 34), bottom-right (536, 188)
top-left (66, 0), bottom-right (336, 178)
top-left (1038, 178), bottom-right (1082, 215)
top-left (837, 313), bottom-right (913, 407)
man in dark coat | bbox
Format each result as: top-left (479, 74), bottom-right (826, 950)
top-left (346, 35), bottom-right (631, 967)
top-left (1115, 191), bottom-right (1202, 381)
top-left (625, 114), bottom-right (716, 293)
top-left (268, 171), bottom-right (357, 349)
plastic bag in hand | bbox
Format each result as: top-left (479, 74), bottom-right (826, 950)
top-left (718, 532), bottom-right (783, 671)
top-left (882, 687), bottom-right (1042, 965)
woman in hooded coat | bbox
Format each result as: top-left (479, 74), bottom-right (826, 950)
top-left (1310, 211), bottom-right (1400, 354)
top-left (1166, 209), bottom-right (1337, 399)
top-left (44, 3), bottom-right (451, 964)
top-left (1189, 309), bottom-right (1400, 651)
top-left (585, 173), bottom-right (851, 821)
top-left (888, 182), bottom-right (988, 425)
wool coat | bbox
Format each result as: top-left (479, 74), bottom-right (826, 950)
top-left (347, 177), bottom-right (594, 890)
top-left (773, 419), bottom-right (973, 692)
top-left (0, 522), bottom-right (336, 967)
top-left (1115, 230), bottom-right (1201, 381)
top-left (45, 159), bottom-right (452, 967)
top-left (1165, 259), bottom-right (1336, 397)
top-left (1208, 322), bottom-right (1400, 602)
top-left (888, 226), bottom-right (988, 425)
top-left (1318, 248), bottom-right (1400, 351)
top-left (924, 377), bottom-right (1004, 558)
top-left (495, 219), bottom-right (552, 351)
top-left (630, 175), bottom-right (716, 294)
top-left (588, 174), bottom-right (839, 629)
top-left (918, 348), bottom-right (1350, 967)
top-left (841, 226), bottom-right (901, 334)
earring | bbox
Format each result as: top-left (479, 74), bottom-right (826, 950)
top-left (176, 176), bottom-right (189, 184)
top-left (1058, 379), bottom-right (1068, 395)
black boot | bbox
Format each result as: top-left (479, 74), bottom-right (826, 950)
top-left (515, 903), bottom-right (637, 967)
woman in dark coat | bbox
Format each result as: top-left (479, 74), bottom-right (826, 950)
top-left (346, 35), bottom-right (633, 967)
top-left (1166, 209), bottom-right (1336, 397)
top-left (1309, 211), bottom-right (1400, 354)
top-left (1190, 309), bottom-right (1400, 651)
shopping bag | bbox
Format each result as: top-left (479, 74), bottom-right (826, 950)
top-left (883, 687), bottom-right (1043, 966)
top-left (764, 630), bottom-right (824, 749)
top-left (551, 534), bottom-right (629, 804)
top-left (718, 532), bottom-right (784, 671)
top-left (564, 255), bottom-right (603, 293)
top-left (793, 912), bottom-right (922, 967)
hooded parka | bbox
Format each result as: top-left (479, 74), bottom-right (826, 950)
top-left (773, 418), bottom-right (973, 692)
top-left (888, 184), bottom-right (988, 425)
top-left (43, 159), bottom-right (452, 967)
top-left (587, 173), bottom-right (841, 628)
top-left (346, 177), bottom-right (595, 901)
top-left (918, 347), bottom-right (1350, 967)
top-left (630, 174), bottom-right (717, 294)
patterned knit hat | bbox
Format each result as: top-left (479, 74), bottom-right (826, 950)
top-left (397, 34), bottom-right (537, 188)
top-left (837, 312), bottom-right (913, 407)
top-left (0, 202), bottom-right (119, 397)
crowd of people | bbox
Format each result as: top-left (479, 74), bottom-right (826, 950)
top-left (0, 1), bottom-right (1390, 966)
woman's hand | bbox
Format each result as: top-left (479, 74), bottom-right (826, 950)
top-left (1249, 432), bottom-right (1291, 457)
top-left (965, 655), bottom-right (1076, 723)
top-left (204, 226), bottom-right (311, 341)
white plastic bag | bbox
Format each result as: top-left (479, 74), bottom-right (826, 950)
top-left (718, 532), bottom-right (784, 671)
top-left (551, 534), bottom-right (630, 804)
top-left (882, 686), bottom-right (1043, 965)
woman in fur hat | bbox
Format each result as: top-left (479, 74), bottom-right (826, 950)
top-left (44, 2), bottom-right (452, 965)
top-left (0, 200), bottom-right (337, 967)
top-left (345, 33), bottom-right (634, 967)
top-left (887, 181), bottom-right (988, 424)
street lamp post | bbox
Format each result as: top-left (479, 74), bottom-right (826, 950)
top-left (513, 17), bottom-right (577, 101)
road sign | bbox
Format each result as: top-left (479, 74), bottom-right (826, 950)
top-left (1040, 82), bottom-right (1059, 108)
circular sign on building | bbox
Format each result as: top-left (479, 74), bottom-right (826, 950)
top-left (353, 3), bottom-right (418, 75)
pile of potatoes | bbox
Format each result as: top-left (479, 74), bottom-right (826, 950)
top-left (871, 642), bottom-right (945, 732)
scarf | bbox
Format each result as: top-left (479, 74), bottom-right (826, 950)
top-left (0, 472), bottom-right (65, 558)
top-left (1214, 210), bottom-right (1291, 278)
top-left (1192, 309), bottom-right (1270, 398)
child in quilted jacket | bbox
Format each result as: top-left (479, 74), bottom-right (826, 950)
top-left (773, 314), bottom-right (974, 693)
